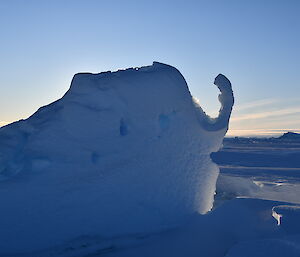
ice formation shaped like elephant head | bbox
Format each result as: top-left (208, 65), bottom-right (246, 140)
top-left (0, 62), bottom-right (234, 254)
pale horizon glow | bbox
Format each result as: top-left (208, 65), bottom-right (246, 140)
top-left (226, 129), bottom-right (300, 138)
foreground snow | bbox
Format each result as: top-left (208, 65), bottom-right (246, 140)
top-left (99, 199), bottom-right (300, 257)
top-left (5, 198), bottom-right (300, 257)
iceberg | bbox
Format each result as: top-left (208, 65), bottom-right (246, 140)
top-left (0, 62), bottom-right (234, 254)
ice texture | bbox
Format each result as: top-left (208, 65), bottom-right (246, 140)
top-left (0, 62), bottom-right (234, 254)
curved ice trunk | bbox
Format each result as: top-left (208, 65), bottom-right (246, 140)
top-left (195, 74), bottom-right (234, 132)
top-left (0, 62), bottom-right (233, 254)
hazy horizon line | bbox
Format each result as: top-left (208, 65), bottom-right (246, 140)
top-left (1, 120), bottom-right (299, 138)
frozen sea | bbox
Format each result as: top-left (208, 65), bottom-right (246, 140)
top-left (213, 134), bottom-right (300, 206)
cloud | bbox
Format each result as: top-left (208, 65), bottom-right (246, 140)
top-left (228, 100), bottom-right (300, 136)
top-left (231, 107), bottom-right (300, 122)
top-left (236, 98), bottom-right (281, 111)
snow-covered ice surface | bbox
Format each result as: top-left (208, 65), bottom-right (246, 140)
top-left (212, 135), bottom-right (300, 257)
top-left (0, 62), bottom-right (235, 255)
top-left (2, 61), bottom-right (300, 257)
top-left (213, 136), bottom-right (300, 205)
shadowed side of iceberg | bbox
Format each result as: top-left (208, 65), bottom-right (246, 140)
top-left (0, 62), bottom-right (234, 254)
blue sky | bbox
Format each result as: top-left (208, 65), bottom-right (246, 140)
top-left (0, 0), bottom-right (299, 136)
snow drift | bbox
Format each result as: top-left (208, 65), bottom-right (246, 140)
top-left (0, 62), bottom-right (234, 253)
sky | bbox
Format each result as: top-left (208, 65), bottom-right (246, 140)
top-left (0, 0), bottom-right (299, 137)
